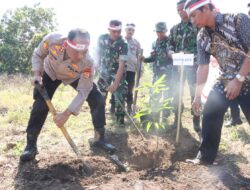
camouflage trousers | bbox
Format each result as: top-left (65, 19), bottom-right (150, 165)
top-left (97, 76), bottom-right (127, 123)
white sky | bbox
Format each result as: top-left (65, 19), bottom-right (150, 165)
top-left (0, 0), bottom-right (249, 55)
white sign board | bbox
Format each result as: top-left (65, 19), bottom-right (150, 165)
top-left (172, 53), bottom-right (194, 66)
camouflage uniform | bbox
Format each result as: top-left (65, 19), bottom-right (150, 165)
top-left (169, 21), bottom-right (200, 131)
top-left (97, 34), bottom-right (128, 124)
top-left (144, 22), bottom-right (173, 121)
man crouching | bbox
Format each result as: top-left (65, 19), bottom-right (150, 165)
top-left (21, 28), bottom-right (114, 161)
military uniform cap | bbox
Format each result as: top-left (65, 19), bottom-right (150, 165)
top-left (154, 22), bottom-right (167, 32)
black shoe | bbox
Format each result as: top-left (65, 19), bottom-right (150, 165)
top-left (89, 128), bottom-right (116, 154)
top-left (20, 134), bottom-right (38, 162)
top-left (225, 118), bottom-right (243, 127)
top-left (186, 152), bottom-right (215, 165)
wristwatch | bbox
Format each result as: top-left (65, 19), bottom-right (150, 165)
top-left (236, 74), bottom-right (245, 82)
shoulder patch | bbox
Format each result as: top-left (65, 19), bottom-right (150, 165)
top-left (43, 41), bottom-right (49, 50)
top-left (83, 67), bottom-right (92, 79)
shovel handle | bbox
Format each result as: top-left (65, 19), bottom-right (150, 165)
top-left (35, 82), bottom-right (80, 156)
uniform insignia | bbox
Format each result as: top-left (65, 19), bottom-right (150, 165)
top-left (51, 49), bottom-right (57, 57)
top-left (83, 67), bottom-right (92, 79)
top-left (72, 63), bottom-right (78, 70)
top-left (43, 41), bottom-right (49, 50)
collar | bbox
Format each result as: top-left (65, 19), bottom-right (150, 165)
top-left (215, 12), bottom-right (224, 25)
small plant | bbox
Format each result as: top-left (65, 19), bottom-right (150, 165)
top-left (133, 75), bottom-right (172, 132)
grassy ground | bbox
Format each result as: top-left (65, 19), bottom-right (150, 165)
top-left (0, 68), bottom-right (250, 190)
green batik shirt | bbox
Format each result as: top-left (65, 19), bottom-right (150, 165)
top-left (144, 36), bottom-right (173, 74)
top-left (169, 21), bottom-right (198, 56)
top-left (97, 34), bottom-right (128, 81)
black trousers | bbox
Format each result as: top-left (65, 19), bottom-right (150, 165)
top-left (199, 87), bottom-right (250, 163)
top-left (26, 72), bottom-right (106, 136)
top-left (126, 71), bottom-right (136, 105)
top-left (229, 99), bottom-right (241, 120)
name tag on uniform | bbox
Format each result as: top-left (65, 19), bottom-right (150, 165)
top-left (173, 53), bottom-right (194, 66)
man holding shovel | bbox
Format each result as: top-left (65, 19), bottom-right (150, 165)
top-left (21, 28), bottom-right (114, 162)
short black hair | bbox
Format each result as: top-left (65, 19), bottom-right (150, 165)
top-left (109, 20), bottom-right (122, 27)
top-left (68, 28), bottom-right (90, 41)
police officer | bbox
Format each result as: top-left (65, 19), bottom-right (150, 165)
top-left (20, 28), bottom-right (112, 161)
top-left (143, 22), bottom-right (173, 122)
top-left (97, 20), bottom-right (128, 127)
top-left (169, 0), bottom-right (201, 133)
top-left (124, 23), bottom-right (141, 114)
top-left (185, 0), bottom-right (250, 164)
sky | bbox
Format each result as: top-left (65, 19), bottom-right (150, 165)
top-left (0, 0), bottom-right (249, 55)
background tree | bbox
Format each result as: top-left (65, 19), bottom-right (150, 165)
top-left (0, 3), bottom-right (57, 74)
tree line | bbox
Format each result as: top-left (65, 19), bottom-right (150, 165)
top-left (0, 3), bottom-right (57, 74)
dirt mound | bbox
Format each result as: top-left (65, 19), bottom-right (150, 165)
top-left (8, 127), bottom-right (249, 190)
top-left (14, 128), bottom-right (191, 190)
top-left (106, 130), bottom-right (177, 171)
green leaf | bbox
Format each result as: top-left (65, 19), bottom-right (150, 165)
top-left (154, 122), bottom-right (159, 129)
top-left (146, 122), bottom-right (152, 132)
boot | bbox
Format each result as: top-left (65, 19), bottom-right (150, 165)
top-left (20, 133), bottom-right (38, 162)
top-left (89, 128), bottom-right (116, 154)
top-left (193, 115), bottom-right (201, 133)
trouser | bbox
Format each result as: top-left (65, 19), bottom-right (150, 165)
top-left (172, 65), bottom-right (197, 118)
top-left (126, 71), bottom-right (136, 105)
top-left (26, 72), bottom-right (106, 136)
top-left (229, 99), bottom-right (241, 121)
top-left (98, 77), bottom-right (127, 122)
top-left (198, 87), bottom-right (250, 163)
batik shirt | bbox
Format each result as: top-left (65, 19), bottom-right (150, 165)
top-left (197, 13), bottom-right (250, 95)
